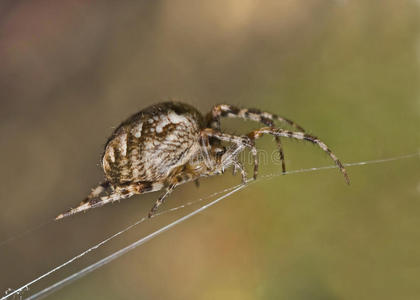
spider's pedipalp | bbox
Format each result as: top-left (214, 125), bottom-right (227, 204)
top-left (247, 127), bottom-right (350, 185)
top-left (201, 128), bottom-right (259, 179)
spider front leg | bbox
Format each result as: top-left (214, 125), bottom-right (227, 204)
top-left (232, 160), bottom-right (248, 184)
top-left (247, 127), bottom-right (350, 184)
top-left (206, 104), bottom-right (305, 133)
top-left (206, 104), bottom-right (306, 174)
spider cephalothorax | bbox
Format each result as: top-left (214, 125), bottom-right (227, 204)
top-left (56, 102), bottom-right (349, 220)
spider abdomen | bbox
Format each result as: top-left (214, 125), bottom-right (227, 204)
top-left (102, 102), bottom-right (204, 185)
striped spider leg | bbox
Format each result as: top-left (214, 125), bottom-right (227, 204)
top-left (206, 104), bottom-right (306, 173)
top-left (246, 127), bottom-right (350, 184)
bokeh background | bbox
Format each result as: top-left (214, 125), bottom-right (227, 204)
top-left (1, 0), bottom-right (420, 299)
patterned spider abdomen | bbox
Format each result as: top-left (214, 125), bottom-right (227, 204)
top-left (102, 102), bottom-right (204, 185)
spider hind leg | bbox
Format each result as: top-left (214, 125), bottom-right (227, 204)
top-left (55, 181), bottom-right (109, 220)
top-left (55, 181), bottom-right (161, 220)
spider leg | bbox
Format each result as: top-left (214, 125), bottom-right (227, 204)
top-left (55, 181), bottom-right (162, 220)
top-left (148, 172), bottom-right (196, 218)
top-left (148, 184), bottom-right (176, 218)
top-left (232, 163), bottom-right (237, 175)
top-left (54, 181), bottom-right (110, 220)
top-left (206, 104), bottom-right (305, 132)
top-left (249, 139), bottom-right (258, 179)
top-left (200, 133), bottom-right (213, 169)
top-left (247, 127), bottom-right (350, 184)
top-left (206, 104), bottom-right (305, 174)
top-left (82, 181), bottom-right (110, 204)
top-left (276, 137), bottom-right (286, 174)
top-left (201, 128), bottom-right (259, 179)
top-left (233, 159), bottom-right (248, 184)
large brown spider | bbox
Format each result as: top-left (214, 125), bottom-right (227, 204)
top-left (55, 102), bottom-right (349, 220)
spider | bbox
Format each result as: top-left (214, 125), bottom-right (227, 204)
top-left (55, 102), bottom-right (349, 220)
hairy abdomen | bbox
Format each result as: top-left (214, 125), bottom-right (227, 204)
top-left (102, 102), bottom-right (203, 185)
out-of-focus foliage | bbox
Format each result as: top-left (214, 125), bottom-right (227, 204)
top-left (0, 1), bottom-right (419, 299)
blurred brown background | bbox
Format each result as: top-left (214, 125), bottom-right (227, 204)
top-left (1, 0), bottom-right (420, 299)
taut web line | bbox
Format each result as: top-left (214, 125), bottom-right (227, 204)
top-left (2, 151), bottom-right (419, 300)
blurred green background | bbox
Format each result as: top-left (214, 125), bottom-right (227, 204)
top-left (1, 0), bottom-right (420, 299)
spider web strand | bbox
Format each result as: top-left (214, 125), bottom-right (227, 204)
top-left (23, 184), bottom-right (247, 300)
top-left (1, 151), bottom-right (419, 300)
